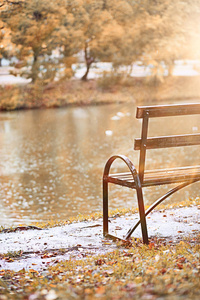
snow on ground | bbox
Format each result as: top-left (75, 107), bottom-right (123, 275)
top-left (73, 61), bottom-right (200, 79)
top-left (1, 60), bottom-right (200, 85)
top-left (0, 74), bottom-right (31, 85)
top-left (0, 206), bottom-right (199, 272)
top-left (0, 67), bottom-right (31, 85)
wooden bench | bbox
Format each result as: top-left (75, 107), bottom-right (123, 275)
top-left (103, 103), bottom-right (200, 244)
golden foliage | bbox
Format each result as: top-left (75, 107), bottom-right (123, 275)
top-left (1, 0), bottom-right (200, 82)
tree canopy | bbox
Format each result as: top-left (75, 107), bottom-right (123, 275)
top-left (1, 0), bottom-right (200, 83)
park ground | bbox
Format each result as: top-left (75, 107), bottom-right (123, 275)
top-left (0, 198), bottom-right (200, 300)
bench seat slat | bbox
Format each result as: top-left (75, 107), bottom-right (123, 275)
top-left (107, 165), bottom-right (200, 188)
top-left (136, 103), bottom-right (200, 118)
top-left (134, 134), bottom-right (200, 150)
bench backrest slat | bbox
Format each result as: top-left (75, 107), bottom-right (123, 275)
top-left (135, 134), bottom-right (200, 150)
top-left (136, 103), bottom-right (200, 183)
top-left (136, 103), bottom-right (200, 118)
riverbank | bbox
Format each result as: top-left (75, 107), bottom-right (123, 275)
top-left (0, 199), bottom-right (199, 299)
top-left (1, 204), bottom-right (200, 272)
top-left (1, 75), bottom-right (200, 111)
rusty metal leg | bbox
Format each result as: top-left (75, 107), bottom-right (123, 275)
top-left (103, 179), bottom-right (109, 236)
top-left (102, 155), bottom-right (149, 243)
top-left (135, 185), bottom-right (149, 245)
top-left (125, 179), bottom-right (200, 240)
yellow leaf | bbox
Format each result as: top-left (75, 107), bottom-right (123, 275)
top-left (29, 269), bottom-right (38, 274)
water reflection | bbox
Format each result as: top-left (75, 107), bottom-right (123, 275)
top-left (0, 102), bottom-right (199, 226)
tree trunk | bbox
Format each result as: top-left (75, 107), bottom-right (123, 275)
top-left (81, 61), bottom-right (93, 81)
top-left (81, 42), bottom-right (94, 81)
top-left (102, 0), bottom-right (107, 10)
top-left (31, 52), bottom-right (38, 83)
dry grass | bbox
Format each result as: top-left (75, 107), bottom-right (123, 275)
top-left (1, 76), bottom-right (200, 110)
top-left (0, 198), bottom-right (199, 299)
top-left (0, 234), bottom-right (199, 299)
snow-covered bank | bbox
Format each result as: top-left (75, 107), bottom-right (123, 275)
top-left (0, 206), bottom-right (199, 272)
top-left (0, 67), bottom-right (31, 85)
top-left (1, 60), bottom-right (200, 85)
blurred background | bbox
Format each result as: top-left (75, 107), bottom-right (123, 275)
top-left (0, 0), bottom-right (200, 227)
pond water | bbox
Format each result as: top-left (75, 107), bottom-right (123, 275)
top-left (0, 101), bottom-right (199, 227)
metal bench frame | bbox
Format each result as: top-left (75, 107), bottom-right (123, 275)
top-left (103, 103), bottom-right (200, 244)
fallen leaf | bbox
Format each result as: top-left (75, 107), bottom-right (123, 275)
top-left (29, 269), bottom-right (38, 274)
top-left (95, 286), bottom-right (105, 294)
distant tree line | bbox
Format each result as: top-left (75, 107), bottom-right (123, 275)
top-left (0, 0), bottom-right (200, 84)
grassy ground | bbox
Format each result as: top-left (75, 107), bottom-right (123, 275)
top-left (0, 234), bottom-right (199, 299)
top-left (0, 199), bottom-right (199, 299)
top-left (1, 75), bottom-right (200, 110)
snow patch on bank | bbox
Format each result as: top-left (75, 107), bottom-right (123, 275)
top-left (0, 206), bottom-right (199, 272)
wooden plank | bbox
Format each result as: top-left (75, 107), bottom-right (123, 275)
top-left (110, 166), bottom-right (200, 180)
top-left (145, 165), bottom-right (200, 174)
top-left (143, 172), bottom-right (200, 186)
top-left (107, 165), bottom-right (200, 187)
top-left (107, 172), bottom-right (200, 188)
top-left (109, 169), bottom-right (200, 183)
top-left (110, 165), bottom-right (200, 178)
top-left (134, 134), bottom-right (200, 150)
top-left (136, 103), bottom-right (200, 118)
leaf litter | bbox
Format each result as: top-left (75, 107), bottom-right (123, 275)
top-left (0, 203), bottom-right (199, 299)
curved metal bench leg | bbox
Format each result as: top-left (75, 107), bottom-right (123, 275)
top-left (102, 154), bottom-right (149, 244)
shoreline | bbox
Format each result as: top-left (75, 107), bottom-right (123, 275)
top-left (1, 76), bottom-right (200, 111)
top-left (1, 197), bottom-right (199, 232)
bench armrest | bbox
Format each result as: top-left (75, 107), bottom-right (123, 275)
top-left (103, 155), bottom-right (141, 187)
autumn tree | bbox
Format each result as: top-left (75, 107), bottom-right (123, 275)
top-left (103, 1), bottom-right (141, 73)
top-left (133, 0), bottom-right (200, 80)
top-left (80, 0), bottom-right (112, 80)
top-left (1, 0), bottom-right (84, 84)
top-left (1, 0), bottom-right (61, 82)
top-left (78, 0), bottom-right (135, 80)
top-left (57, 0), bottom-right (86, 79)
top-left (1, 0), bottom-right (200, 84)
top-left (95, 0), bottom-right (200, 81)
top-left (0, 2), bottom-right (9, 66)
top-left (0, 24), bottom-right (5, 66)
